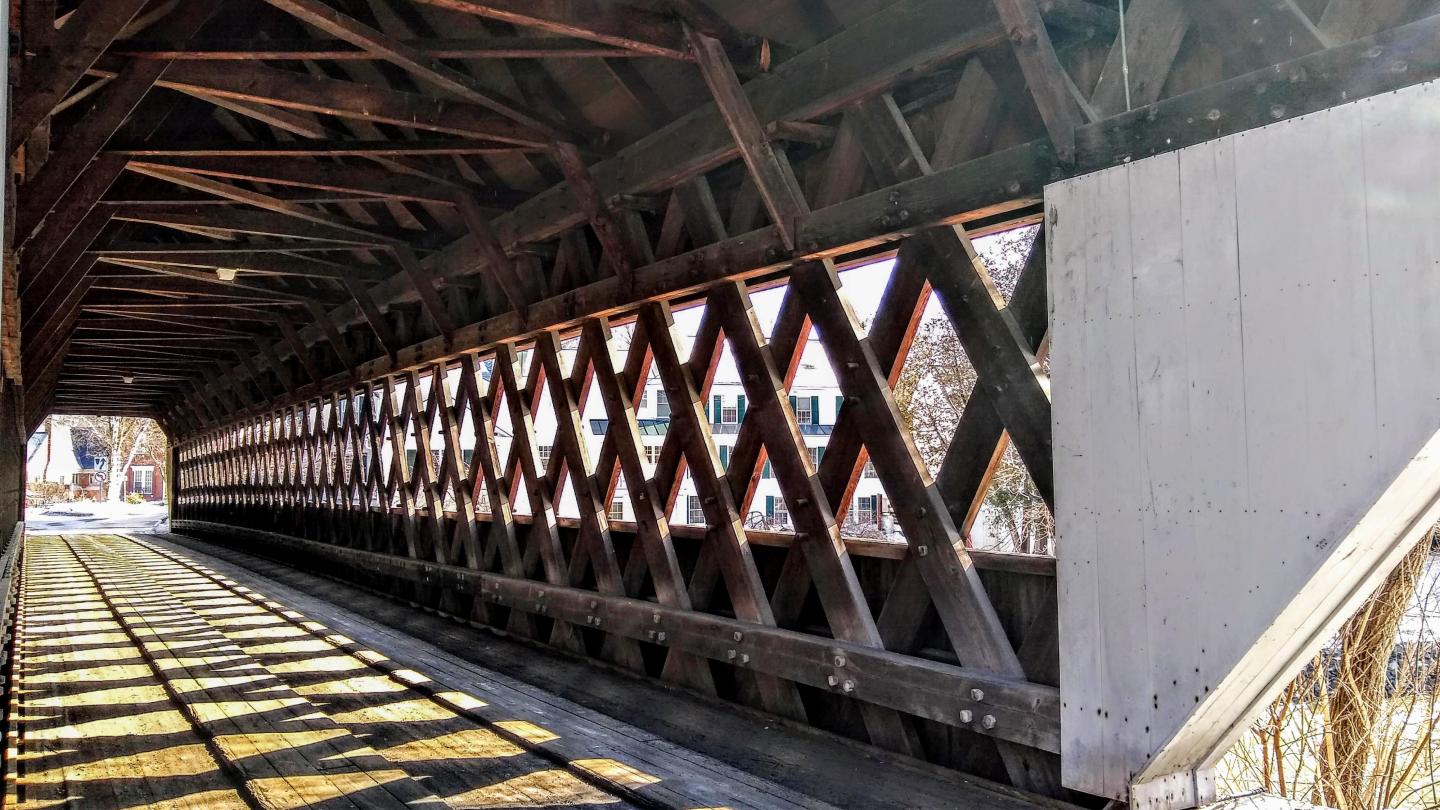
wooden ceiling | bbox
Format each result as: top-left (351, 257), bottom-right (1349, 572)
top-left (9, 0), bottom-right (1433, 434)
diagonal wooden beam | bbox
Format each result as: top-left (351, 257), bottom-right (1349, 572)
top-left (686, 29), bottom-right (807, 250)
top-left (126, 156), bottom-right (521, 208)
top-left (1319, 0), bottom-right (1413, 42)
top-left (391, 246), bottom-right (455, 338)
top-left (408, 0), bottom-right (691, 60)
top-left (125, 163), bottom-right (389, 239)
top-left (342, 278), bottom-right (400, 356)
top-left (89, 263), bottom-right (321, 302)
top-left (258, 0), bottom-right (570, 140)
top-left (109, 205), bottom-right (399, 245)
top-left (112, 35), bottom-right (650, 61)
top-left (1088, 0), bottom-right (1189, 116)
top-left (138, 60), bottom-right (551, 146)
top-left (305, 300), bottom-right (357, 376)
top-left (991, 0), bottom-right (1087, 161)
top-left (9, 0), bottom-right (151, 152)
top-left (108, 138), bottom-right (536, 158)
top-left (1181, 0), bottom-right (1328, 73)
top-left (454, 195), bottom-right (534, 311)
top-left (549, 142), bottom-right (649, 277)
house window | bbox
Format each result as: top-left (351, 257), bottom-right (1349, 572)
top-left (809, 446), bottom-right (824, 467)
top-left (132, 466), bottom-right (155, 495)
top-left (793, 395), bottom-right (814, 425)
top-left (462, 448), bottom-right (474, 468)
top-left (765, 495), bottom-right (789, 528)
top-left (862, 461), bottom-right (878, 478)
top-left (609, 499), bottom-right (625, 521)
top-left (655, 390), bottom-right (671, 418)
top-left (854, 495), bottom-right (879, 525)
top-left (644, 445), bottom-right (662, 464)
top-left (721, 400), bottom-right (738, 424)
top-left (638, 390), bottom-right (648, 410)
top-left (537, 445), bottom-right (552, 467)
top-left (688, 495), bottom-right (705, 525)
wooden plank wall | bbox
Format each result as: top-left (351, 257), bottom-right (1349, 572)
top-left (1047, 76), bottom-right (1440, 809)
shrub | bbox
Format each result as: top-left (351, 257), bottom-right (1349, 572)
top-left (124, 492), bottom-right (144, 505)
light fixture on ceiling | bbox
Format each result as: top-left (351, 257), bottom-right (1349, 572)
top-left (122, 375), bottom-right (134, 385)
top-left (216, 267), bottom-right (238, 281)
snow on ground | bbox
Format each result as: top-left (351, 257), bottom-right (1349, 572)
top-left (26, 500), bottom-right (168, 532)
top-left (1208, 791), bottom-right (1336, 810)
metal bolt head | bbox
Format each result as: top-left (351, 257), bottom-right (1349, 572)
top-left (833, 655), bottom-right (846, 667)
top-left (971, 688), bottom-right (985, 702)
top-left (740, 653), bottom-right (750, 664)
top-left (827, 674), bottom-right (839, 687)
top-left (729, 649), bottom-right (738, 660)
top-left (733, 631), bottom-right (743, 642)
top-left (653, 612), bottom-right (661, 624)
top-left (842, 680), bottom-right (855, 693)
top-left (917, 545), bottom-right (929, 557)
top-left (656, 631), bottom-right (668, 643)
top-left (982, 715), bottom-right (997, 730)
top-left (959, 709), bottom-right (973, 724)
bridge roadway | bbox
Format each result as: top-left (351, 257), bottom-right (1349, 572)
top-left (5, 533), bottom-right (1065, 810)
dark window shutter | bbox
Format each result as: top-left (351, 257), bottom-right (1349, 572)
top-left (763, 461), bottom-right (772, 478)
top-left (789, 394), bottom-right (797, 414)
top-left (811, 396), bottom-right (820, 424)
top-left (835, 395), bottom-right (844, 422)
top-left (765, 495), bottom-right (775, 517)
top-left (719, 445), bottom-right (729, 469)
top-left (737, 394), bottom-right (747, 421)
top-left (713, 395), bottom-right (723, 422)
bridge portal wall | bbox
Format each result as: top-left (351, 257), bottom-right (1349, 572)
top-left (1048, 79), bottom-right (1440, 808)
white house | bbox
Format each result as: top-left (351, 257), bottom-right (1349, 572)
top-left (493, 333), bottom-right (893, 536)
top-left (395, 328), bottom-right (895, 538)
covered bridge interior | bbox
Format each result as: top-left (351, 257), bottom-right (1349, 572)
top-left (3, 0), bottom-right (1440, 807)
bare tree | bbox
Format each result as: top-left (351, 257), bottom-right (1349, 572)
top-left (1220, 533), bottom-right (1440, 809)
top-left (54, 415), bottom-right (154, 501)
top-left (893, 226), bottom-right (1052, 554)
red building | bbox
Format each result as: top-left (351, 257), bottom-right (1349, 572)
top-left (122, 454), bottom-right (164, 502)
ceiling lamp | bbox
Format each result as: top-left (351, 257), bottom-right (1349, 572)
top-left (216, 267), bottom-right (238, 281)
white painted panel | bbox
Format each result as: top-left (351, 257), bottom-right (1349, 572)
top-left (1049, 79), bottom-right (1440, 808)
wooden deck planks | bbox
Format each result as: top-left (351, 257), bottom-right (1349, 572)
top-left (12, 536), bottom-right (251, 809)
top-left (13, 533), bottom-right (670, 809)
